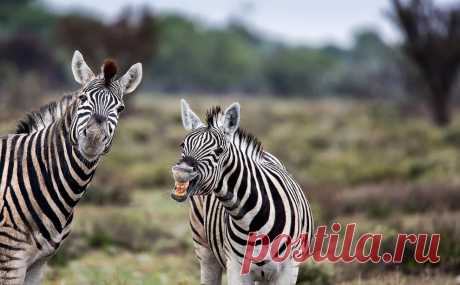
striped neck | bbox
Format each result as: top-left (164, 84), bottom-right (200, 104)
top-left (214, 141), bottom-right (265, 222)
top-left (44, 100), bottom-right (99, 218)
top-left (60, 98), bottom-right (100, 170)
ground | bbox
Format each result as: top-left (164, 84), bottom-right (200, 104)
top-left (1, 95), bottom-right (458, 284)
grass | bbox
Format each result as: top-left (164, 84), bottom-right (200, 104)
top-left (44, 190), bottom-right (459, 284)
top-left (46, 249), bottom-right (199, 285)
top-left (337, 272), bottom-right (458, 285)
top-left (106, 95), bottom-right (460, 189)
top-left (2, 94), bottom-right (459, 284)
top-left (45, 191), bottom-right (200, 285)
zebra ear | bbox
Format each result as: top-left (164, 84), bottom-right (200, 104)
top-left (71, 50), bottom-right (95, 85)
top-left (120, 63), bottom-right (143, 94)
top-left (181, 99), bottom-right (204, 130)
top-left (222, 102), bottom-right (240, 137)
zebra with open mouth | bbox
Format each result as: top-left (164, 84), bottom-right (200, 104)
top-left (171, 99), bottom-right (314, 285)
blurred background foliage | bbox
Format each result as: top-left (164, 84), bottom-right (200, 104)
top-left (1, 0), bottom-right (460, 284)
top-left (0, 0), bottom-right (409, 102)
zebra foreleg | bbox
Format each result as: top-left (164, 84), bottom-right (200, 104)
top-left (271, 263), bottom-right (299, 285)
top-left (197, 245), bottom-right (223, 285)
top-left (24, 258), bottom-right (47, 285)
top-left (227, 257), bottom-right (254, 285)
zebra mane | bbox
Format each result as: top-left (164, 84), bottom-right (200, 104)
top-left (15, 94), bottom-right (76, 134)
top-left (206, 106), bottom-right (263, 155)
top-left (205, 106), bottom-right (222, 126)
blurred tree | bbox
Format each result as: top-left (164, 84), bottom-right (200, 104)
top-left (153, 15), bottom-right (264, 93)
top-left (151, 15), bottom-right (208, 91)
top-left (0, 0), bottom-right (56, 38)
top-left (227, 20), bottom-right (263, 47)
top-left (56, 7), bottom-right (157, 78)
top-left (0, 0), bottom-right (439, 103)
top-left (0, 0), bottom-right (61, 111)
top-left (265, 47), bottom-right (337, 96)
top-left (56, 7), bottom-right (158, 111)
top-left (54, 14), bottom-right (105, 64)
top-left (390, 0), bottom-right (460, 126)
top-left (0, 34), bottom-right (61, 80)
top-left (331, 30), bottom-right (405, 98)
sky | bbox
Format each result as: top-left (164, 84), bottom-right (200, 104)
top-left (45, 0), bottom-right (458, 47)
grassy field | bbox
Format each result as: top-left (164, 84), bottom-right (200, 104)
top-left (44, 191), bottom-right (199, 285)
top-left (1, 94), bottom-right (459, 284)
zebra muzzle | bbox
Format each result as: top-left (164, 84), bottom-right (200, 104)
top-left (171, 165), bottom-right (198, 201)
top-left (174, 181), bottom-right (189, 197)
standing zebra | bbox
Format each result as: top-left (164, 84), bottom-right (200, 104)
top-left (171, 100), bottom-right (314, 285)
top-left (0, 50), bottom-right (142, 285)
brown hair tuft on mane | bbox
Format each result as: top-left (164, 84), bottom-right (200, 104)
top-left (102, 59), bottom-right (118, 86)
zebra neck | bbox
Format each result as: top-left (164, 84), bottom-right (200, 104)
top-left (214, 146), bottom-right (265, 222)
top-left (46, 103), bottom-right (99, 212)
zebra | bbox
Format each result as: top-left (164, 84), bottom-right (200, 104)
top-left (171, 99), bottom-right (314, 285)
top-left (0, 50), bottom-right (142, 285)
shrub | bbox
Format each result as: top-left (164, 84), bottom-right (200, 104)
top-left (84, 167), bottom-right (134, 206)
top-left (297, 262), bottom-right (333, 285)
top-left (330, 184), bottom-right (460, 219)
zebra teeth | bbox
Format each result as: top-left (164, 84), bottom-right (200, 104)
top-left (174, 181), bottom-right (190, 196)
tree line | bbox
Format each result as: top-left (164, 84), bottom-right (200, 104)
top-left (1, 0), bottom-right (460, 126)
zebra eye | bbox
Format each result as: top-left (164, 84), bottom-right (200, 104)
top-left (214, 147), bottom-right (224, 156)
top-left (117, 105), bottom-right (125, 113)
top-left (180, 142), bottom-right (185, 149)
top-left (79, 95), bottom-right (87, 102)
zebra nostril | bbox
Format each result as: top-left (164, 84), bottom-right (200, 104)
top-left (83, 129), bottom-right (87, 137)
top-left (93, 114), bottom-right (107, 125)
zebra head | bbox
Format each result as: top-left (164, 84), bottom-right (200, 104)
top-left (171, 99), bottom-right (240, 202)
top-left (69, 50), bottom-right (142, 160)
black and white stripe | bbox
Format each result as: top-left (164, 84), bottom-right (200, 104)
top-left (175, 100), bottom-right (314, 285)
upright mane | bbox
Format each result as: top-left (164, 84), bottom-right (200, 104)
top-left (206, 106), bottom-right (263, 156)
top-left (15, 94), bottom-right (76, 134)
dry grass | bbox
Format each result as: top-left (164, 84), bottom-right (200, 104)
top-left (338, 272), bottom-right (459, 285)
top-left (0, 95), bottom-right (457, 284)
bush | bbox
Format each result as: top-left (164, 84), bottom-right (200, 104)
top-left (49, 232), bottom-right (91, 266)
top-left (83, 212), bottom-right (173, 251)
top-left (433, 215), bottom-right (460, 272)
top-left (360, 214), bottom-right (460, 274)
top-left (84, 167), bottom-right (134, 206)
top-left (329, 184), bottom-right (460, 219)
top-left (297, 262), bottom-right (333, 285)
